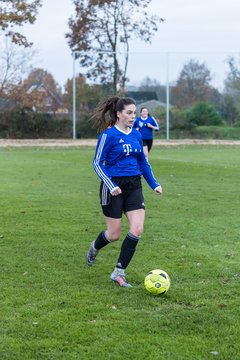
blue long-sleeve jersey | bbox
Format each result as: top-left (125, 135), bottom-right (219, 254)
top-left (133, 116), bottom-right (159, 140)
top-left (93, 125), bottom-right (160, 193)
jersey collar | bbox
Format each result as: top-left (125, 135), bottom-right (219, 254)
top-left (114, 125), bottom-right (133, 135)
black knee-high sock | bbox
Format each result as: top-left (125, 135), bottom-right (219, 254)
top-left (94, 231), bottom-right (111, 250)
top-left (116, 232), bottom-right (140, 270)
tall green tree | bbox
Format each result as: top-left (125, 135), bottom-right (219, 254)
top-left (66, 0), bottom-right (164, 94)
top-left (186, 102), bottom-right (223, 126)
top-left (0, 0), bottom-right (42, 47)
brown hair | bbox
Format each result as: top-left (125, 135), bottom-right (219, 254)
top-left (93, 96), bottom-right (136, 132)
top-left (140, 107), bottom-right (150, 116)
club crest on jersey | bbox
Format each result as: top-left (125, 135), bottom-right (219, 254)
top-left (123, 144), bottom-right (132, 156)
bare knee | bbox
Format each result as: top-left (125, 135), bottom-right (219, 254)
top-left (130, 224), bottom-right (144, 238)
top-left (106, 228), bottom-right (121, 241)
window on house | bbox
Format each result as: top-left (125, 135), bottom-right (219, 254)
top-left (45, 96), bottom-right (53, 107)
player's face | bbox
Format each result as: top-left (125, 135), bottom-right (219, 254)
top-left (117, 104), bottom-right (136, 129)
top-left (141, 108), bottom-right (148, 118)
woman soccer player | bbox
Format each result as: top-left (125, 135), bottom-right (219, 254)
top-left (85, 96), bottom-right (162, 288)
top-left (133, 107), bottom-right (159, 159)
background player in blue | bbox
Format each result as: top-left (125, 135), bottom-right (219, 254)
top-left (133, 107), bottom-right (159, 159)
top-left (85, 96), bottom-right (162, 288)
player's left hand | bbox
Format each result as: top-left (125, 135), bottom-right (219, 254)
top-left (155, 185), bottom-right (162, 195)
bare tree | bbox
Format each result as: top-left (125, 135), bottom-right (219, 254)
top-left (66, 0), bottom-right (164, 94)
top-left (225, 56), bottom-right (240, 103)
top-left (0, 38), bottom-right (36, 94)
top-left (0, 0), bottom-right (42, 47)
top-left (223, 56), bottom-right (240, 121)
top-left (171, 59), bottom-right (216, 107)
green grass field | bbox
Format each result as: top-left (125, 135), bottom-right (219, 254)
top-left (0, 145), bottom-right (240, 360)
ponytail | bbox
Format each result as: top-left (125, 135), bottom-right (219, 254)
top-left (92, 96), bottom-right (136, 133)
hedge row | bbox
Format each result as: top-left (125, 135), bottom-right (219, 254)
top-left (158, 126), bottom-right (240, 140)
top-left (0, 110), bottom-right (71, 138)
top-left (1, 108), bottom-right (240, 139)
top-left (0, 109), bottom-right (98, 139)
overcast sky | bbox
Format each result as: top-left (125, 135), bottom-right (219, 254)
top-left (22, 0), bottom-right (240, 90)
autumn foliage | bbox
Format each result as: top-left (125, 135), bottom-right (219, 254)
top-left (0, 0), bottom-right (42, 47)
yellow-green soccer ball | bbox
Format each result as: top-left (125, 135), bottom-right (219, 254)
top-left (144, 269), bottom-right (170, 295)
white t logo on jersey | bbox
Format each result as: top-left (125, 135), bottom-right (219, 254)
top-left (123, 144), bottom-right (132, 156)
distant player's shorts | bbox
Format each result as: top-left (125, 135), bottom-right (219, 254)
top-left (142, 139), bottom-right (153, 152)
top-left (100, 176), bottom-right (145, 218)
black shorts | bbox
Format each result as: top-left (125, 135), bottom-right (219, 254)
top-left (143, 139), bottom-right (153, 152)
top-left (100, 176), bottom-right (145, 219)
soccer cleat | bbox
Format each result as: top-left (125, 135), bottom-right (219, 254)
top-left (110, 272), bottom-right (133, 288)
top-left (85, 241), bottom-right (98, 267)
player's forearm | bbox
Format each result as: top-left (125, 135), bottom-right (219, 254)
top-left (93, 160), bottom-right (117, 192)
top-left (140, 163), bottom-right (161, 190)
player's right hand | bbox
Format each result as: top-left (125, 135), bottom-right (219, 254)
top-left (111, 187), bottom-right (122, 196)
